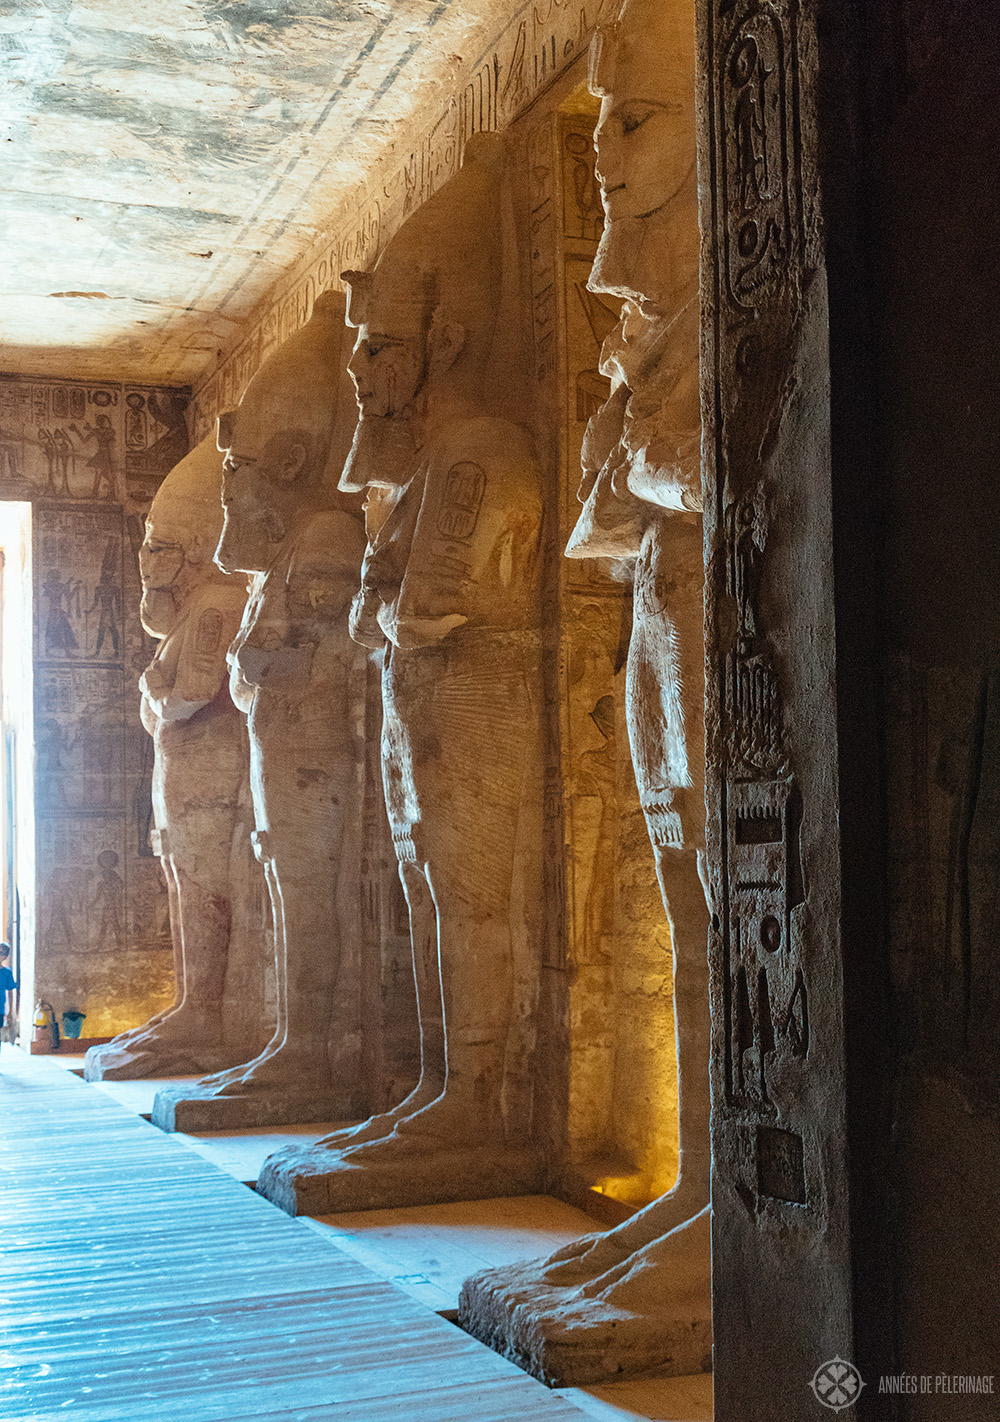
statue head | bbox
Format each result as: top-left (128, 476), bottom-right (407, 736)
top-left (140, 435), bottom-right (231, 639)
top-left (339, 132), bottom-right (508, 491)
top-left (588, 0), bottom-right (697, 305)
top-left (216, 290), bottom-right (357, 573)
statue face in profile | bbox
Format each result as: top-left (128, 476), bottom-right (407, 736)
top-left (348, 328), bottom-right (427, 422)
top-left (139, 517), bottom-right (184, 593)
top-left (594, 91), bottom-right (693, 224)
top-left (215, 291), bottom-right (354, 575)
top-left (589, 0), bottom-right (697, 302)
top-left (139, 519), bottom-right (187, 639)
top-left (341, 272), bottom-right (465, 492)
top-left (139, 441), bottom-right (227, 639)
top-left (217, 422), bottom-right (309, 576)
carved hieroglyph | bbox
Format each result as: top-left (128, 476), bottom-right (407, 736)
top-left (459, 0), bottom-right (713, 1385)
top-left (85, 436), bottom-right (264, 1081)
top-left (152, 295), bottom-right (369, 1132)
top-left (256, 134), bottom-right (548, 1215)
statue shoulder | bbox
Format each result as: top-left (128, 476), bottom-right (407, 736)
top-left (189, 574), bottom-right (249, 619)
top-left (290, 509), bottom-right (366, 566)
top-left (429, 418), bottom-right (541, 520)
top-left (436, 415), bottom-right (537, 471)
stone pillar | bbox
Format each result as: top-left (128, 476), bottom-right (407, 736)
top-left (152, 294), bottom-right (370, 1132)
top-left (256, 134), bottom-right (549, 1216)
top-left (85, 436), bottom-right (265, 1082)
top-left (459, 0), bottom-right (713, 1385)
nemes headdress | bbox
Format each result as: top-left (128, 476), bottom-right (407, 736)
top-left (342, 131), bottom-right (509, 373)
top-left (589, 0), bottom-right (695, 106)
top-left (218, 289), bottom-right (358, 497)
top-left (149, 434), bottom-right (225, 565)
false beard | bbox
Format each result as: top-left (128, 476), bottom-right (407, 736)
top-left (589, 211), bottom-right (673, 308)
top-left (339, 412), bottom-right (419, 493)
top-left (139, 587), bottom-right (178, 641)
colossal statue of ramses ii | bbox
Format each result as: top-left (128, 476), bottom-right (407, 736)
top-left (152, 295), bottom-right (369, 1133)
top-left (257, 134), bottom-right (548, 1216)
top-left (459, 0), bottom-right (713, 1385)
top-left (86, 436), bottom-right (263, 1084)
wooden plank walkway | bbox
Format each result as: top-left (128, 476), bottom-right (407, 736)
top-left (0, 1051), bottom-right (589, 1422)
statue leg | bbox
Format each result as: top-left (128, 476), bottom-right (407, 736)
top-left (337, 849), bottom-right (513, 1155)
top-left (316, 858), bottom-right (445, 1147)
top-left (85, 853), bottom-right (235, 1080)
top-left (191, 849), bottom-right (346, 1088)
top-left (255, 820), bottom-right (543, 1214)
top-left (459, 540), bottom-right (712, 1382)
top-left (153, 751), bottom-right (362, 1130)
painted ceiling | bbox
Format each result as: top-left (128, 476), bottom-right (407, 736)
top-left (0, 0), bottom-right (521, 386)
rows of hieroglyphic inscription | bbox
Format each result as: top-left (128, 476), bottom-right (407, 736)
top-left (0, 373), bottom-right (191, 1029)
top-left (0, 376), bottom-right (189, 508)
top-left (704, 0), bottom-right (813, 1206)
top-left (32, 499), bottom-right (173, 970)
top-left (191, 0), bottom-right (610, 442)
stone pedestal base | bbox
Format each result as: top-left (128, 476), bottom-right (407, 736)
top-left (458, 1207), bottom-right (712, 1387)
top-left (84, 1040), bottom-right (228, 1082)
top-left (256, 1141), bottom-right (545, 1216)
top-left (151, 1082), bottom-right (355, 1133)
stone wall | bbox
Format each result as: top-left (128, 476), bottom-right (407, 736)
top-left (0, 374), bottom-right (195, 1035)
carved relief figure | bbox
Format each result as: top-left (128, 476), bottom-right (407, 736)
top-left (52, 428), bottom-right (72, 492)
top-left (38, 427), bottom-right (57, 491)
top-left (70, 413), bottom-right (116, 498)
top-left (87, 539), bottom-right (122, 659)
top-left (42, 568), bottom-right (81, 657)
top-left (459, 0), bottom-right (712, 1385)
top-left (256, 135), bottom-right (547, 1215)
top-left (152, 293), bottom-right (369, 1131)
top-left (85, 436), bottom-right (258, 1081)
top-left (91, 849), bottom-right (124, 948)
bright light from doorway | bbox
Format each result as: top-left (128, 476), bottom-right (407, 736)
top-left (0, 501), bottom-right (35, 1046)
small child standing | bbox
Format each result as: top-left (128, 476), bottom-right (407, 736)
top-left (0, 942), bottom-right (18, 1050)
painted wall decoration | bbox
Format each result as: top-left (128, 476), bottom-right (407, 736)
top-left (0, 372), bottom-right (190, 1036)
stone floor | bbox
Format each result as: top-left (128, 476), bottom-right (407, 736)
top-left (11, 1050), bottom-right (712, 1422)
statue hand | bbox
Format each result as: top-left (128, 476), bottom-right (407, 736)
top-left (382, 611), bottom-right (468, 649)
top-left (237, 640), bottom-right (312, 688)
top-left (139, 663), bottom-right (171, 702)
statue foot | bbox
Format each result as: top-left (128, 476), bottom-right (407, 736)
top-left (103, 1005), bottom-right (177, 1047)
top-left (458, 1207), bottom-right (712, 1387)
top-left (82, 1009), bottom-right (179, 1078)
top-left (209, 1047), bottom-right (331, 1095)
top-left (538, 1179), bottom-right (709, 1285)
top-left (314, 1080), bottom-right (443, 1148)
top-left (256, 1135), bottom-right (545, 1217)
top-left (335, 1098), bottom-right (492, 1160)
top-left (150, 1045), bottom-right (360, 1133)
top-left (83, 1018), bottom-right (228, 1082)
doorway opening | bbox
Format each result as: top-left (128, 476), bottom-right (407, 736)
top-left (0, 501), bottom-right (35, 1046)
